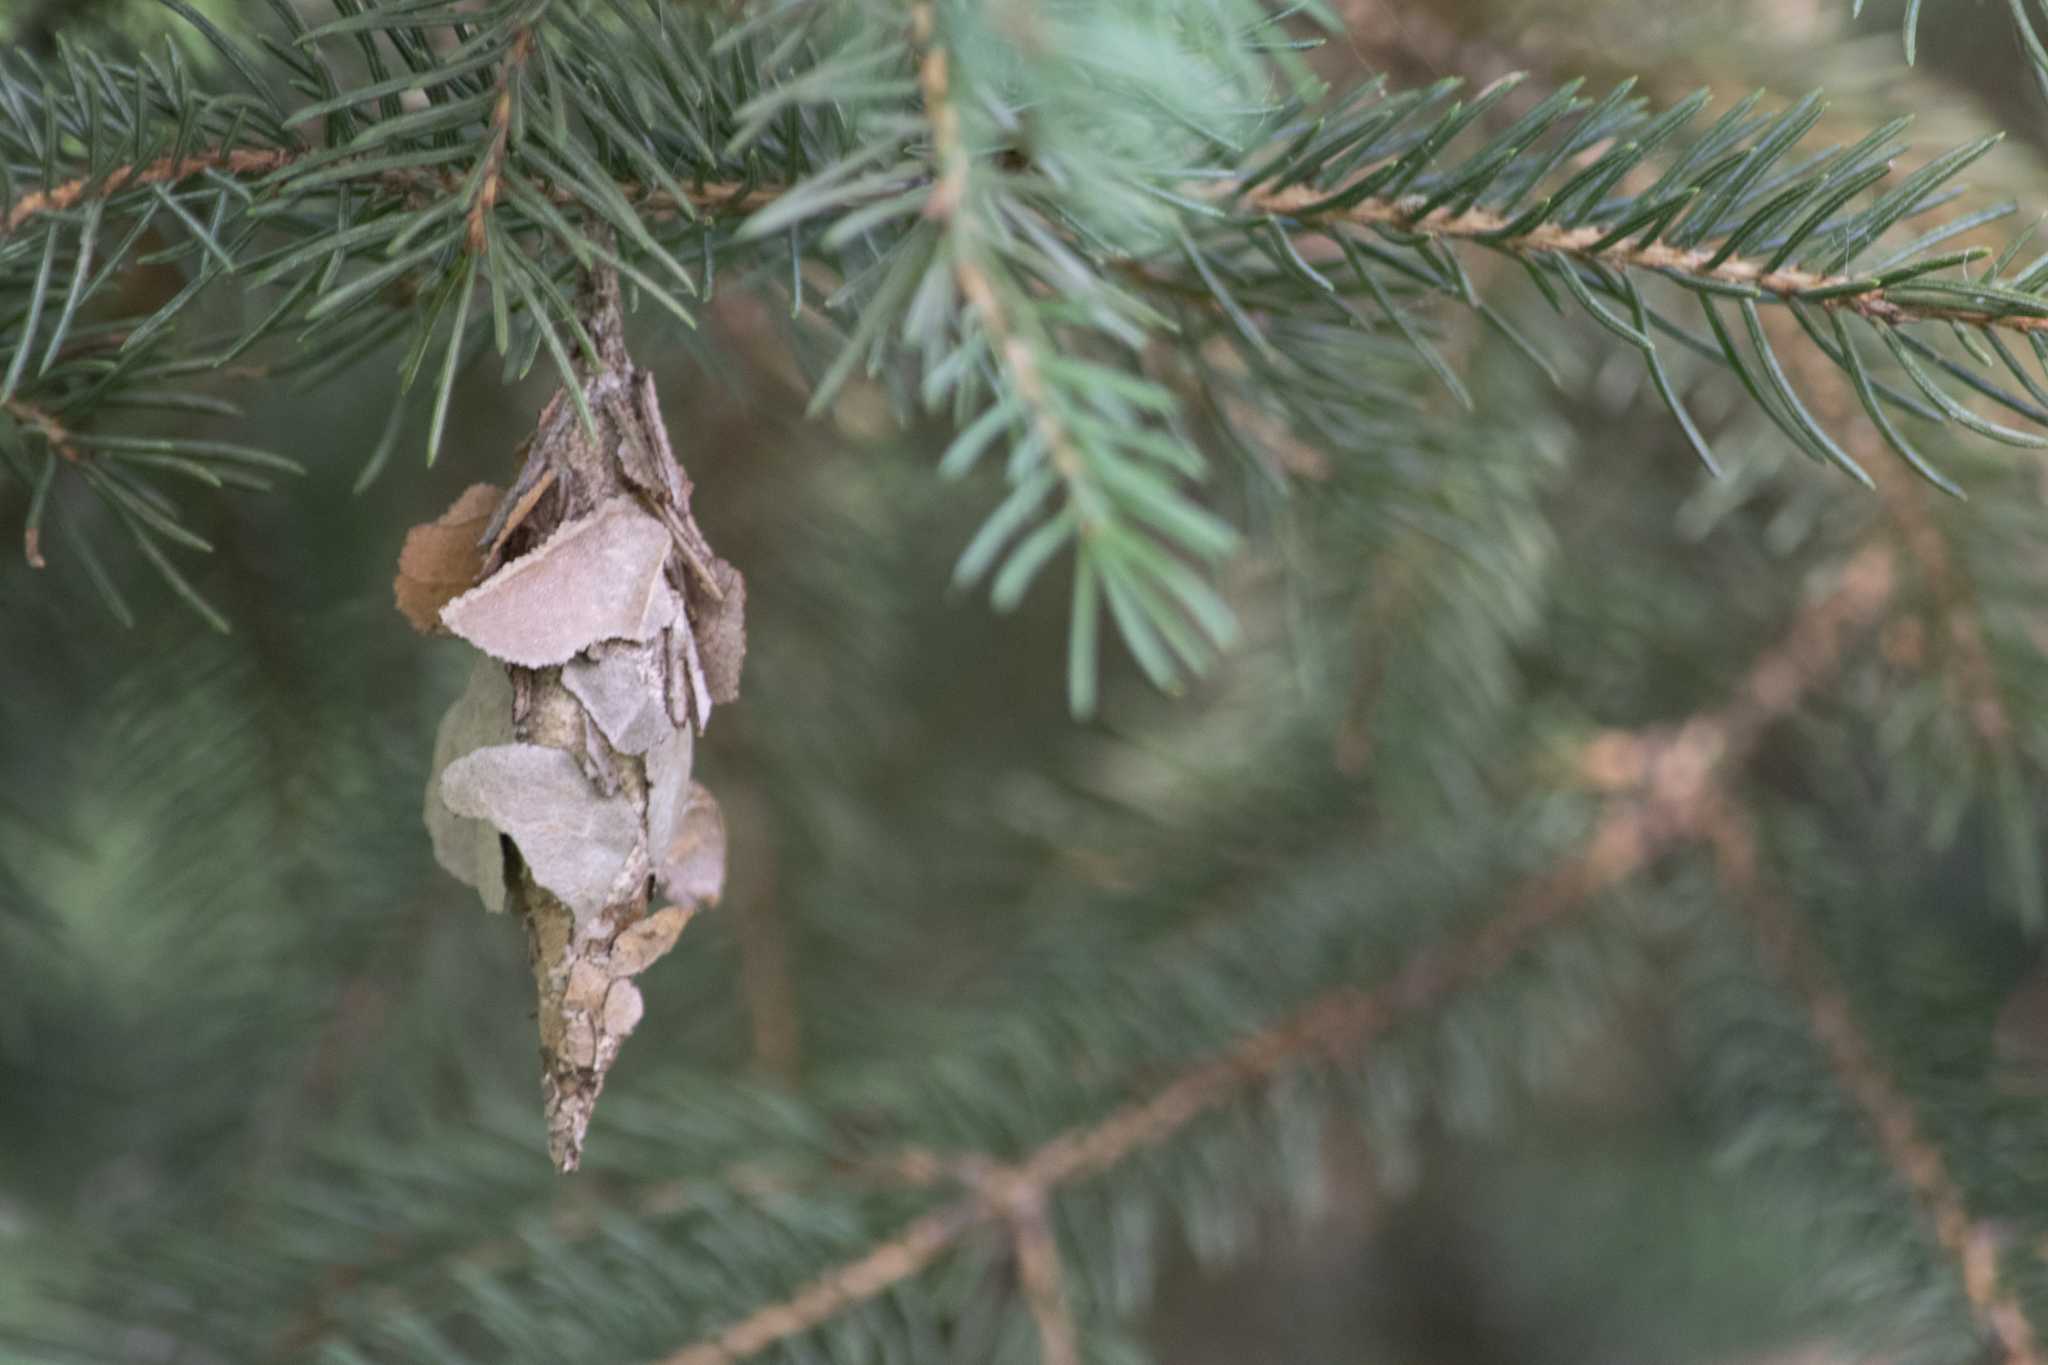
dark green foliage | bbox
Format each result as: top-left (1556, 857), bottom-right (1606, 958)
top-left (17, 3), bottom-right (2048, 1364)
top-left (11, 0), bottom-right (2048, 706)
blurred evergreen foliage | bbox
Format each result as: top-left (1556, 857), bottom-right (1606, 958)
top-left (12, 1), bottom-right (2048, 1363)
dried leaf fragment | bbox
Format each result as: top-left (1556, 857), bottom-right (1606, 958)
top-left (424, 658), bottom-right (517, 912)
top-left (645, 721), bottom-right (695, 862)
top-left (441, 497), bottom-right (675, 667)
top-left (657, 782), bottom-right (727, 908)
top-left (395, 483), bottom-right (503, 634)
top-left (608, 904), bottom-right (697, 976)
top-left (441, 742), bottom-right (644, 924)
top-left (691, 559), bottom-right (747, 705)
top-left (563, 638), bottom-right (676, 755)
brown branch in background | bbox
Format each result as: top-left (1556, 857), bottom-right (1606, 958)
top-left (651, 541), bottom-right (1896, 1365)
top-left (739, 896), bottom-right (803, 1082)
top-left (1701, 808), bottom-right (2042, 1365)
top-left (1643, 327), bottom-right (2044, 1363)
top-left (2, 396), bottom-right (82, 568)
top-left (658, 1206), bottom-right (975, 1365)
top-left (725, 783), bottom-right (803, 1082)
top-left (1008, 1191), bottom-right (1082, 1365)
top-left (1873, 468), bottom-right (2014, 746)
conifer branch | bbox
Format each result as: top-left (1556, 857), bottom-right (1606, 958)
top-left (1247, 182), bottom-right (2048, 334)
top-left (2, 148), bottom-right (294, 235)
top-left (1, 148), bottom-right (776, 240)
top-left (1009, 1202), bottom-right (1082, 1365)
top-left (1703, 809), bottom-right (2045, 1365)
top-left (1879, 471), bottom-right (2015, 747)
top-left (652, 539), bottom-right (1896, 1365)
top-left (909, 2), bottom-right (1085, 501)
top-left (10, 13), bottom-right (2045, 689)
top-left (466, 24), bottom-right (541, 255)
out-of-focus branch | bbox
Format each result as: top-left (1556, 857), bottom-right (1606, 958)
top-left (1704, 808), bottom-right (2042, 1365)
top-left (652, 541), bottom-right (1897, 1365)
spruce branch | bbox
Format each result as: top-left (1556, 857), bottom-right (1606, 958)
top-left (1770, 313), bottom-right (2043, 918)
top-left (651, 541), bottom-right (1896, 1365)
top-left (1245, 181), bottom-right (2047, 335)
top-left (1008, 1195), bottom-right (1082, 1365)
top-left (908, 0), bottom-right (1087, 528)
top-left (0, 148), bottom-right (780, 240)
top-left (1575, 361), bottom-right (2045, 1353)
top-left (466, 22), bottom-right (541, 256)
top-left (14, 5), bottom-right (2048, 693)
top-left (1703, 808), bottom-right (2045, 1365)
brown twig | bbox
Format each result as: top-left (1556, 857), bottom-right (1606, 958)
top-left (908, 2), bottom-right (1089, 507)
top-left (2, 147), bottom-right (782, 239)
top-left (730, 786), bottom-right (803, 1083)
top-left (467, 26), bottom-right (539, 255)
top-left (3, 395), bottom-right (82, 463)
top-left (6, 129), bottom-right (2044, 339)
top-left (1009, 1191), bottom-right (1082, 1365)
top-left (650, 541), bottom-right (1896, 1365)
top-left (1872, 462), bottom-right (2015, 746)
top-left (657, 1205), bottom-right (975, 1365)
top-left (2, 147), bottom-right (293, 234)
top-left (1245, 181), bottom-right (2048, 333)
top-left (1703, 807), bottom-right (2042, 1365)
top-left (3, 395), bottom-right (82, 568)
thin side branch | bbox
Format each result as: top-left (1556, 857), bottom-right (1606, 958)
top-left (5, 141), bottom-right (2044, 340)
top-left (909, 3), bottom-right (1092, 506)
top-left (658, 1206), bottom-right (975, 1365)
top-left (2, 396), bottom-right (80, 462)
top-left (651, 541), bottom-right (1894, 1365)
top-left (1249, 184), bottom-right (2045, 333)
top-left (1704, 809), bottom-right (2042, 1365)
top-left (1009, 1194), bottom-right (1082, 1365)
top-left (467, 25), bottom-right (539, 254)
top-left (1, 147), bottom-right (779, 239)
top-left (3, 148), bottom-right (292, 234)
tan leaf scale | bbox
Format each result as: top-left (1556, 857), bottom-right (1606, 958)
top-left (440, 496), bottom-right (677, 667)
top-left (393, 483), bottom-right (502, 634)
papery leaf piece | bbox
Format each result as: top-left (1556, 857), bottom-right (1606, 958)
top-left (693, 558), bottom-right (748, 705)
top-left (608, 904), bottom-right (698, 977)
top-left (645, 720), bottom-right (695, 860)
top-left (441, 742), bottom-right (644, 924)
top-left (423, 657), bottom-right (516, 912)
top-left (563, 638), bottom-right (676, 754)
top-left (394, 483), bottom-right (502, 634)
top-left (441, 497), bottom-right (676, 667)
top-left (657, 782), bottom-right (727, 907)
